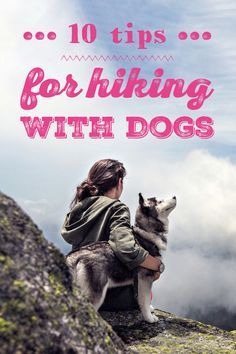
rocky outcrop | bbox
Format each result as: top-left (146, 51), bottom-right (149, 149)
top-left (0, 192), bottom-right (126, 353)
top-left (0, 191), bottom-right (235, 354)
top-left (101, 310), bottom-right (236, 353)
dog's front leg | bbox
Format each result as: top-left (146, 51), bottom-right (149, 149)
top-left (150, 304), bottom-right (155, 312)
top-left (137, 271), bottom-right (158, 323)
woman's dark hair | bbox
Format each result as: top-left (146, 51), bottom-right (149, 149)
top-left (70, 159), bottom-right (126, 208)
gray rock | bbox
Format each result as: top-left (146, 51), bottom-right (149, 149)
top-left (0, 192), bottom-right (127, 354)
top-left (101, 310), bottom-right (236, 353)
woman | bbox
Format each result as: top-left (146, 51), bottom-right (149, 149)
top-left (61, 159), bottom-right (161, 311)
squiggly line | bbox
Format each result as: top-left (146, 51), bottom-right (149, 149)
top-left (60, 54), bottom-right (174, 62)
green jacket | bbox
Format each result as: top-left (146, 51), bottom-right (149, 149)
top-left (61, 196), bottom-right (149, 270)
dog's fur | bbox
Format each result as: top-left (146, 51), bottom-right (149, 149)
top-left (66, 193), bottom-right (176, 323)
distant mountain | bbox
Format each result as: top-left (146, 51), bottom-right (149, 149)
top-left (186, 307), bottom-right (236, 331)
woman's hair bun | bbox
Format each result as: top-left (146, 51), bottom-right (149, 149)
top-left (76, 180), bottom-right (99, 201)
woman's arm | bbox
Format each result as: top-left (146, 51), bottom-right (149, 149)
top-left (108, 202), bottom-right (160, 271)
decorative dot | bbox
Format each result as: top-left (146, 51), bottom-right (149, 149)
top-left (190, 32), bottom-right (200, 40)
top-left (47, 31), bottom-right (56, 40)
top-left (35, 32), bottom-right (44, 40)
top-left (178, 32), bottom-right (187, 40)
top-left (154, 68), bottom-right (164, 77)
top-left (202, 31), bottom-right (212, 40)
top-left (117, 68), bottom-right (126, 77)
top-left (23, 32), bottom-right (32, 40)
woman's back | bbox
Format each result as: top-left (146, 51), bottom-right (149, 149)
top-left (61, 196), bottom-right (120, 251)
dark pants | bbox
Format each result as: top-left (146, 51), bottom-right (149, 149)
top-left (99, 285), bottom-right (139, 311)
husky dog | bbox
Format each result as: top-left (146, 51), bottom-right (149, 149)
top-left (66, 193), bottom-right (176, 323)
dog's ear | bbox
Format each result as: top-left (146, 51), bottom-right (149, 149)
top-left (139, 193), bottom-right (144, 205)
top-left (139, 193), bottom-right (149, 215)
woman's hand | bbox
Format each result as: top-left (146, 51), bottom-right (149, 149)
top-left (140, 255), bottom-right (161, 271)
top-left (153, 271), bottom-right (161, 281)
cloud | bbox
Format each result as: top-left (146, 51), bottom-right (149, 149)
top-left (18, 196), bottom-right (71, 253)
top-left (154, 248), bottom-right (236, 315)
top-left (145, 149), bottom-right (236, 316)
top-left (19, 198), bottom-right (49, 217)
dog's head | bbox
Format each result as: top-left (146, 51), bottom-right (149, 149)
top-left (136, 193), bottom-right (177, 233)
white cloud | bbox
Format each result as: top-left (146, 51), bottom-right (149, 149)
top-left (19, 198), bottom-right (49, 217)
top-left (154, 248), bottom-right (236, 314)
top-left (141, 149), bottom-right (236, 315)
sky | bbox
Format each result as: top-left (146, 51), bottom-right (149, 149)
top-left (1, 0), bottom-right (236, 329)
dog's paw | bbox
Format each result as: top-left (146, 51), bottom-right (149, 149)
top-left (150, 314), bottom-right (159, 323)
top-left (150, 304), bottom-right (155, 312)
top-left (144, 314), bottom-right (159, 323)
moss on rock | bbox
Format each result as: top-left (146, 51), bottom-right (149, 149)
top-left (100, 309), bottom-right (236, 353)
top-left (0, 191), bottom-right (127, 353)
top-left (0, 317), bottom-right (16, 336)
